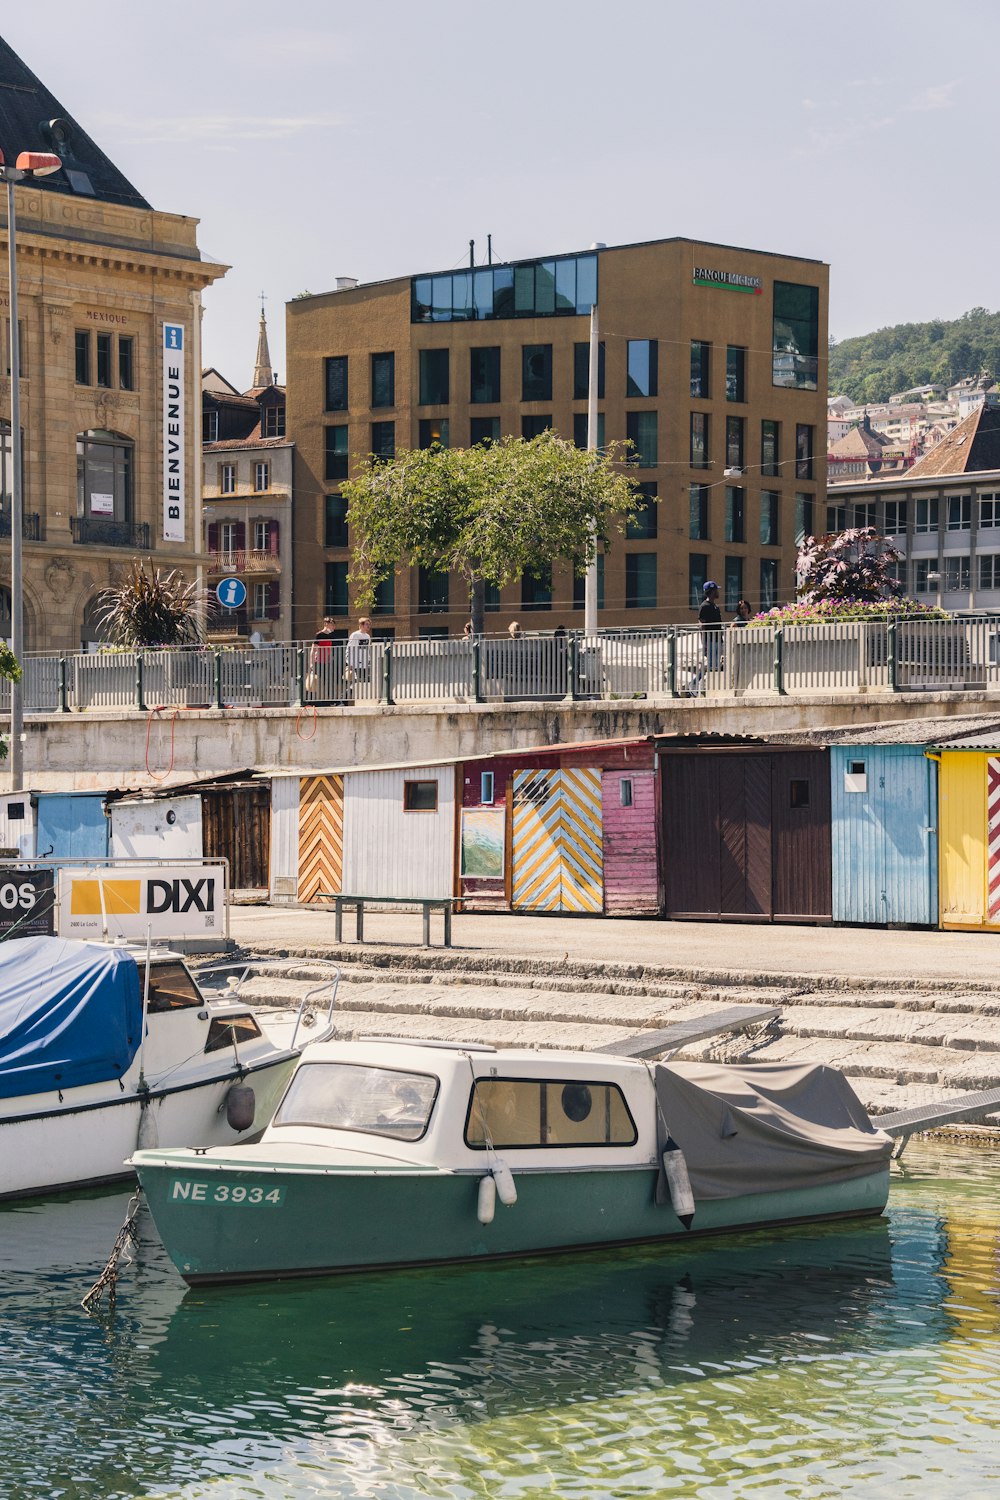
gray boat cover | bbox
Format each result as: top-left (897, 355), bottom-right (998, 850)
top-left (654, 1060), bottom-right (892, 1203)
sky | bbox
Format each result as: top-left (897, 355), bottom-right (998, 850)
top-left (5, 0), bottom-right (996, 387)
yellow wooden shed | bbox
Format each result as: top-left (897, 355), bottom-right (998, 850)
top-left (937, 733), bottom-right (1000, 930)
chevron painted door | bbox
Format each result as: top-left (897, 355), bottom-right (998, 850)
top-left (298, 774), bottom-right (344, 903)
top-left (511, 768), bottom-right (603, 913)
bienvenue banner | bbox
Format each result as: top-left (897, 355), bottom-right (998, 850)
top-left (162, 322), bottom-right (185, 542)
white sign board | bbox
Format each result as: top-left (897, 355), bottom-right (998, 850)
top-left (162, 322), bottom-right (185, 543)
top-left (91, 491), bottom-right (114, 516)
top-left (58, 864), bottom-right (225, 940)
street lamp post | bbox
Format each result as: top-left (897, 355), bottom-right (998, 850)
top-left (1, 149), bottom-right (61, 790)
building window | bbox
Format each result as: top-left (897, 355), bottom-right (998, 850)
top-left (572, 554), bottom-right (604, 610)
top-left (372, 572), bottom-right (395, 615)
top-left (404, 780), bottom-right (439, 812)
top-left (853, 501), bottom-right (877, 529)
top-left (724, 487), bottom-right (745, 543)
top-left (252, 581), bottom-right (275, 619)
top-left (690, 340), bottom-right (710, 399)
top-left (573, 340), bottom-right (605, 399)
top-left (726, 346), bottom-right (746, 402)
top-left (619, 779), bottom-right (633, 808)
top-left (0, 422), bottom-right (13, 505)
top-left (522, 344), bottom-right (552, 402)
top-left (980, 494), bottom-right (1000, 529)
top-left (690, 411), bottom-right (710, 470)
top-left (521, 566), bottom-right (552, 610)
top-left (827, 505), bottom-right (848, 533)
top-left (96, 333), bottom-right (112, 389)
top-left (481, 771), bottom-right (495, 804)
top-left (412, 252), bottom-right (597, 323)
top-left (627, 481), bottom-right (657, 539)
top-left (761, 420), bottom-right (780, 477)
top-left (914, 559), bottom-right (936, 594)
top-left (689, 483), bottom-right (710, 541)
top-left (371, 352), bottom-right (395, 409)
top-left (418, 566), bottom-right (449, 614)
top-left (760, 491), bottom-right (780, 547)
top-left (522, 415), bottom-right (551, 440)
top-left (370, 421), bottom-right (395, 463)
top-left (625, 553), bottom-right (657, 609)
top-left (221, 463), bottom-right (236, 494)
top-left (203, 410), bottom-right (219, 443)
top-left (254, 462), bottom-right (269, 492)
top-left (944, 556), bottom-right (971, 592)
top-left (262, 403), bottom-right (285, 437)
top-left (471, 347), bottom-right (501, 404)
top-left (725, 557), bottom-right (744, 611)
top-left (947, 495), bottom-right (971, 531)
top-left (626, 340), bottom-right (658, 398)
top-left (915, 497), bottom-right (939, 533)
top-left (219, 520), bottom-right (239, 554)
top-left (324, 494), bottom-right (348, 547)
top-left (75, 330), bottom-right (91, 385)
top-left (325, 425), bottom-right (349, 481)
top-left (485, 581), bottom-right (501, 612)
top-left (626, 411), bottom-right (657, 468)
top-left (884, 500), bottom-right (908, 536)
top-left (794, 493), bottom-right (814, 545)
top-left (470, 416), bottom-right (500, 446)
top-left (253, 520), bottom-right (268, 552)
top-left (795, 424), bottom-right (814, 481)
top-left (118, 337), bottom-right (134, 391)
top-left (419, 417), bottom-right (449, 449)
top-left (419, 349), bottom-right (449, 406)
top-left (979, 554), bottom-right (1000, 590)
top-left (572, 412), bottom-right (605, 450)
top-left (725, 416), bottom-right (744, 470)
top-left (688, 553), bottom-right (708, 609)
top-left (325, 561), bottom-right (349, 614)
top-left (760, 557), bottom-right (779, 609)
top-left (773, 281), bottom-right (819, 390)
top-left (76, 430), bottom-right (133, 525)
top-left (325, 356), bottom-right (348, 411)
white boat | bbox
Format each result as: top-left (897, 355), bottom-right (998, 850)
top-left (0, 935), bottom-right (337, 1201)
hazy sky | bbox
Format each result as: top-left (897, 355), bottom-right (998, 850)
top-left (5, 0), bottom-right (995, 387)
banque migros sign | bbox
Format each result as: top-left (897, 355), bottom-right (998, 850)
top-left (692, 266), bottom-right (763, 295)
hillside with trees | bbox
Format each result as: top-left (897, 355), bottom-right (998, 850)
top-left (829, 308), bottom-right (1000, 403)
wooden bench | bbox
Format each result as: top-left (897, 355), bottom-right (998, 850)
top-left (316, 892), bottom-right (454, 948)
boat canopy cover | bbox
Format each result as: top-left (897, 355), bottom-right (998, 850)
top-left (654, 1060), bottom-right (893, 1202)
top-left (0, 936), bottom-right (142, 1099)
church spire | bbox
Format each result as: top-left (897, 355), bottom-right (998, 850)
top-left (252, 293), bottom-right (273, 387)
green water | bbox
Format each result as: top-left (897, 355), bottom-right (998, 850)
top-left (1, 1140), bottom-right (998, 1499)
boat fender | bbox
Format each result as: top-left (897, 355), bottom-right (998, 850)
top-left (137, 1097), bottom-right (159, 1151)
top-left (662, 1136), bottom-right (695, 1229)
top-left (493, 1160), bottom-right (517, 1207)
top-left (225, 1084), bottom-right (256, 1133)
top-left (477, 1174), bottom-right (497, 1225)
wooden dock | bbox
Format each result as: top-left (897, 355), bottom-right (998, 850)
top-left (599, 1004), bottom-right (781, 1061)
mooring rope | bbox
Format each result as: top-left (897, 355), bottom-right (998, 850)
top-left (81, 1187), bottom-right (143, 1313)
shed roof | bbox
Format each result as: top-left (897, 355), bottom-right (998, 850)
top-left (782, 714), bottom-right (1000, 748)
top-left (904, 403), bottom-right (1000, 478)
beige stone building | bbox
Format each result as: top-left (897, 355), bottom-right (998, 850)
top-left (287, 236), bottom-right (828, 638)
top-left (0, 35), bottom-right (225, 652)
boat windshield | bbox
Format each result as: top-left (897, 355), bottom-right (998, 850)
top-left (274, 1062), bottom-right (439, 1142)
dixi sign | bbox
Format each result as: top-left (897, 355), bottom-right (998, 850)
top-left (692, 267), bottom-right (763, 295)
top-left (58, 864), bottom-right (225, 940)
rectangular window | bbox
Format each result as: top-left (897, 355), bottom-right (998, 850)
top-left (404, 780), bottom-right (438, 812)
top-left (690, 340), bottom-right (710, 399)
top-left (373, 572), bottom-right (395, 615)
top-left (480, 771), bottom-right (495, 804)
top-left (254, 461), bottom-right (269, 492)
top-left (726, 345), bottom-right (746, 402)
top-left (203, 410), bottom-right (219, 443)
top-left (884, 500), bottom-right (908, 536)
top-left (760, 557), bottom-right (779, 609)
top-left (689, 483), bottom-right (710, 541)
top-left (419, 417), bottom-right (449, 449)
top-left (915, 497), bottom-right (939, 533)
top-left (572, 412), bottom-right (605, 450)
top-left (470, 416), bottom-right (500, 446)
top-left (760, 491), bottom-right (780, 547)
top-left (726, 415), bottom-right (744, 469)
top-left (221, 463), bottom-right (236, 494)
top-left (773, 281), bottom-right (819, 390)
top-left (413, 252), bottom-right (597, 323)
top-left (325, 425), bottom-right (349, 481)
top-left (853, 501), bottom-right (877, 529)
top-left (626, 410), bottom-right (657, 468)
top-left (253, 519), bottom-right (269, 551)
top-left (325, 560), bottom-right (349, 615)
top-left (619, 779), bottom-right (633, 808)
top-left (262, 403), bottom-right (286, 438)
top-left (795, 424), bottom-right (815, 481)
top-left (725, 487), bottom-right (745, 543)
top-left (521, 414), bottom-right (551, 440)
top-left (96, 332), bottom-right (112, 388)
top-left (761, 419), bottom-right (780, 477)
top-left (626, 340), bottom-right (658, 398)
top-left (484, 581), bottom-right (500, 612)
top-left (947, 495), bottom-right (971, 531)
top-left (418, 566), bottom-right (449, 613)
top-left (522, 344), bottom-right (552, 402)
top-left (689, 553), bottom-right (708, 608)
top-left (75, 330), bottom-right (91, 385)
top-left (790, 779), bottom-right (810, 810)
top-left (572, 554), bottom-right (604, 609)
top-left (979, 553), bottom-right (1000, 590)
top-left (690, 411), bottom-right (710, 469)
top-left (465, 1077), bottom-right (636, 1149)
top-left (419, 348), bottom-right (449, 406)
top-left (471, 346), bottom-right (501, 404)
top-left (324, 494), bottom-right (348, 547)
top-left (252, 581), bottom-right (270, 618)
top-left (573, 340), bottom-right (605, 399)
top-left (370, 421), bottom-right (395, 462)
top-left (914, 559), bottom-right (937, 594)
top-left (325, 356), bottom-right (348, 411)
top-left (944, 556), bottom-right (971, 592)
top-left (827, 504), bottom-right (849, 533)
top-left (980, 494), bottom-right (1000, 529)
top-left (371, 352), bottom-right (395, 408)
top-left (521, 566), bottom-right (552, 610)
top-left (118, 336), bottom-right (134, 391)
top-left (625, 553), bottom-right (657, 609)
top-left (219, 521), bottom-right (238, 554)
top-left (627, 481), bottom-right (657, 539)
top-left (725, 556), bottom-right (744, 611)
top-left (795, 493), bottom-right (814, 545)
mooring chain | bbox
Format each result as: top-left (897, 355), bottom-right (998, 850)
top-left (81, 1188), bottom-right (143, 1313)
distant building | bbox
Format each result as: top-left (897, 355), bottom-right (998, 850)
top-left (828, 414), bottom-right (910, 482)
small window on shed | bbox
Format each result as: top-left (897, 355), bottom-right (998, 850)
top-left (789, 779), bottom-right (810, 809)
top-left (619, 778), bottom-right (634, 808)
top-left (6, 802), bottom-right (24, 821)
top-left (849, 761), bottom-right (865, 776)
top-left (844, 760), bottom-right (867, 794)
top-left (480, 771), bottom-right (495, 805)
top-left (404, 780), bottom-right (438, 812)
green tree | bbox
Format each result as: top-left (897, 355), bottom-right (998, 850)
top-left (342, 431), bottom-right (641, 633)
top-left (0, 640), bottom-right (22, 761)
top-left (98, 561), bottom-right (207, 648)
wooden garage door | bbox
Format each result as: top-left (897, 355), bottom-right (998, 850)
top-left (298, 774), bottom-right (344, 903)
top-left (771, 751), bottom-right (832, 920)
top-left (202, 786), bottom-right (270, 891)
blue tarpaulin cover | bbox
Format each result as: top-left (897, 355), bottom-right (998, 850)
top-left (0, 936), bottom-right (142, 1100)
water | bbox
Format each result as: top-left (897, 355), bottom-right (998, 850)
top-left (1, 1140), bottom-right (998, 1499)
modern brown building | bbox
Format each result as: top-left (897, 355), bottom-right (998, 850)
top-left (286, 236), bottom-right (828, 639)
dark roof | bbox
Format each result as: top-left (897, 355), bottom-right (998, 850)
top-left (0, 34), bottom-right (150, 209)
top-left (905, 403), bottom-right (1000, 479)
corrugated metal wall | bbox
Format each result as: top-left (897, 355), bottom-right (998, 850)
top-left (939, 751), bottom-right (995, 930)
top-left (270, 776), bottom-right (300, 902)
top-left (830, 746), bottom-right (937, 926)
top-left (341, 766), bottom-right (455, 899)
top-left (602, 769), bottom-right (659, 914)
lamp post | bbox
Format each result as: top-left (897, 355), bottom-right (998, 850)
top-left (1, 149), bottom-right (61, 790)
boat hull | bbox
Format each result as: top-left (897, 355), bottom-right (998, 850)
top-left (135, 1158), bottom-right (891, 1286)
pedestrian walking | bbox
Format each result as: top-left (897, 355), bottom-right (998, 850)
top-left (345, 616), bottom-right (373, 687)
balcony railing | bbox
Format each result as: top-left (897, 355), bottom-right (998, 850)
top-left (206, 549), bottom-right (281, 575)
top-left (0, 511), bottom-right (42, 540)
top-left (70, 517), bottom-right (151, 549)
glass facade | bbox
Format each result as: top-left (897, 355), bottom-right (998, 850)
top-left (773, 281), bottom-right (820, 390)
top-left (419, 349), bottom-right (449, 406)
top-left (413, 253), bottom-right (597, 323)
top-left (471, 347), bottom-right (501, 404)
top-left (626, 340), bottom-right (658, 398)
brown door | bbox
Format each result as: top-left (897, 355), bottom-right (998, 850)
top-left (663, 754), bottom-right (721, 917)
top-left (202, 786), bottom-right (271, 891)
top-left (771, 751), bottom-right (832, 921)
top-left (719, 755), bottom-right (772, 919)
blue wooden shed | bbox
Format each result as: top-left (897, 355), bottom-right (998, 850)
top-left (35, 793), bottom-right (109, 862)
top-left (829, 741), bottom-right (937, 926)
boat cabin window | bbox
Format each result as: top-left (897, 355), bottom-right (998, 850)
top-left (142, 962), bottom-right (203, 1012)
top-left (274, 1062), bottom-right (439, 1142)
top-left (465, 1078), bottom-right (638, 1149)
top-left (204, 1014), bottom-right (263, 1052)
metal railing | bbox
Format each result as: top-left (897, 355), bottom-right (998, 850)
top-left (70, 517), bottom-right (152, 549)
top-left (7, 617), bottom-right (1000, 715)
top-left (206, 549), bottom-right (280, 575)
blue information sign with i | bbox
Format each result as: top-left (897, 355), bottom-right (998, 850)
top-left (216, 577), bottom-right (247, 610)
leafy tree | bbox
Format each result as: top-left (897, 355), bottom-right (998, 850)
top-left (0, 642), bottom-right (22, 761)
top-left (796, 527), bottom-right (905, 605)
top-left (829, 307), bottom-right (1000, 402)
top-left (98, 561), bottom-right (207, 648)
top-left (342, 431), bottom-right (641, 633)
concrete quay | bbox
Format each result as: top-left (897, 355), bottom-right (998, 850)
top-left (225, 906), bottom-right (1000, 1135)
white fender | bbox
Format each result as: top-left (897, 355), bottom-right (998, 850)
top-left (662, 1138), bottom-right (694, 1228)
top-left (493, 1160), bottom-right (517, 1207)
top-left (137, 1097), bottom-right (159, 1151)
top-left (477, 1174), bottom-right (497, 1225)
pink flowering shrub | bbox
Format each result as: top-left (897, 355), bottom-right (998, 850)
top-left (747, 596), bottom-right (948, 627)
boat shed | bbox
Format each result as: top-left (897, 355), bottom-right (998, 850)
top-left (0, 792), bottom-right (37, 859)
top-left (105, 772), bottom-right (272, 892)
top-left (34, 792), bottom-right (109, 861)
top-left (933, 717), bottom-right (1000, 931)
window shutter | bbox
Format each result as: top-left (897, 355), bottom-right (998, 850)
top-left (235, 520), bottom-right (246, 550)
top-left (269, 518), bottom-right (279, 554)
top-left (267, 581), bottom-right (280, 619)
top-left (207, 521), bottom-right (219, 552)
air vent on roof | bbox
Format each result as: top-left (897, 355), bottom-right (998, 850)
top-left (335, 277), bottom-right (359, 291)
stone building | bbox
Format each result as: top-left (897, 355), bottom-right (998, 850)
top-left (0, 34), bottom-right (225, 651)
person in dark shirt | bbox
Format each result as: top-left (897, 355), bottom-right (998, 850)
top-left (693, 580), bottom-right (723, 691)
